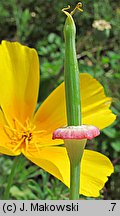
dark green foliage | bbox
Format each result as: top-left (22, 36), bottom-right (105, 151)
top-left (0, 0), bottom-right (120, 199)
top-left (0, 155), bottom-right (69, 200)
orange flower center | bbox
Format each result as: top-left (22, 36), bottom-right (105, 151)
top-left (3, 118), bottom-right (45, 154)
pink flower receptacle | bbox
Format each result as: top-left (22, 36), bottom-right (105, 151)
top-left (52, 125), bottom-right (100, 140)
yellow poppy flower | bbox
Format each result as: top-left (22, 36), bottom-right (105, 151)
top-left (0, 41), bottom-right (116, 197)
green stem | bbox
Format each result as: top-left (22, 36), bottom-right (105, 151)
top-left (64, 139), bottom-right (86, 200)
top-left (70, 162), bottom-right (80, 199)
top-left (63, 8), bottom-right (84, 199)
top-left (3, 156), bottom-right (20, 200)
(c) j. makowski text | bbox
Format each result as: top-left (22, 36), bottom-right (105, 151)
top-left (2, 202), bottom-right (79, 213)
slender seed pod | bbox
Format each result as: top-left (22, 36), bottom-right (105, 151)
top-left (61, 4), bottom-right (83, 199)
top-left (63, 8), bottom-right (81, 126)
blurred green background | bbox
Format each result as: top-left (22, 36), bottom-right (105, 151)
top-left (0, 0), bottom-right (120, 199)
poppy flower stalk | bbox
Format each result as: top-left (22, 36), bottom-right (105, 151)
top-left (62, 2), bottom-right (85, 199)
top-left (55, 3), bottom-right (100, 199)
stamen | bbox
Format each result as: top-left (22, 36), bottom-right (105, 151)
top-left (33, 129), bottom-right (46, 135)
top-left (34, 142), bottom-right (41, 155)
top-left (13, 118), bottom-right (17, 130)
top-left (13, 137), bottom-right (25, 152)
top-left (14, 117), bottom-right (26, 130)
top-left (25, 138), bottom-right (29, 153)
top-left (3, 126), bottom-right (13, 139)
top-left (4, 125), bottom-right (19, 134)
top-left (3, 117), bottom-right (46, 154)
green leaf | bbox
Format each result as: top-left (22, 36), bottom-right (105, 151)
top-left (103, 128), bottom-right (116, 138)
top-left (111, 142), bottom-right (120, 152)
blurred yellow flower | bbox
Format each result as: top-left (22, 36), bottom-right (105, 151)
top-left (0, 41), bottom-right (116, 197)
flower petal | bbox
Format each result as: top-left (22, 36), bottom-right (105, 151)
top-left (33, 73), bottom-right (116, 145)
top-left (25, 147), bottom-right (113, 197)
top-left (0, 40), bottom-right (39, 125)
top-left (81, 74), bottom-right (116, 129)
top-left (81, 149), bottom-right (113, 197)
